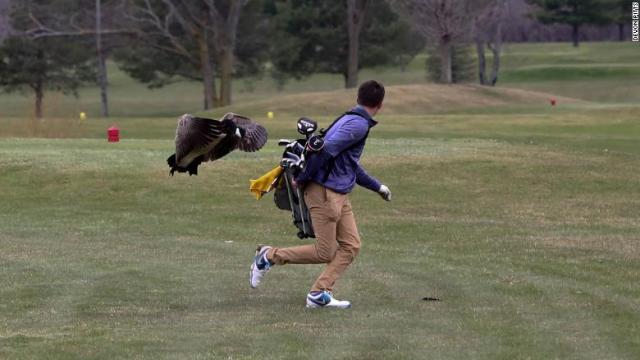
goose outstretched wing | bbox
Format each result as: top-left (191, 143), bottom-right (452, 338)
top-left (222, 113), bottom-right (268, 152)
top-left (174, 114), bottom-right (223, 163)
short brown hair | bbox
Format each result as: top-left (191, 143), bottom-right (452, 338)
top-left (357, 80), bottom-right (385, 108)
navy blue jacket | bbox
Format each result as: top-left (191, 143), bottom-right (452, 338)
top-left (295, 106), bottom-right (381, 194)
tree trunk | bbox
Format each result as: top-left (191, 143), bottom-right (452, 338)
top-left (618, 23), bottom-right (625, 41)
top-left (489, 23), bottom-right (502, 86)
top-left (202, 73), bottom-right (218, 110)
top-left (97, 51), bottom-right (109, 117)
top-left (342, 72), bottom-right (349, 88)
top-left (489, 45), bottom-right (501, 86)
top-left (440, 37), bottom-right (452, 84)
top-left (96, 0), bottom-right (109, 117)
top-left (34, 82), bottom-right (44, 119)
top-left (572, 24), bottom-right (580, 47)
top-left (197, 31), bottom-right (216, 110)
top-left (207, 0), bottom-right (248, 107)
top-left (218, 47), bottom-right (233, 106)
top-left (346, 18), bottom-right (359, 88)
top-left (476, 39), bottom-right (486, 86)
top-left (346, 0), bottom-right (367, 89)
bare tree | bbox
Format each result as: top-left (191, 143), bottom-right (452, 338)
top-left (474, 0), bottom-right (508, 86)
top-left (125, 0), bottom-right (218, 109)
top-left (390, 0), bottom-right (493, 84)
top-left (125, 0), bottom-right (249, 108)
top-left (346, 0), bottom-right (369, 88)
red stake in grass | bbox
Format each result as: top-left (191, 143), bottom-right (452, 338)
top-left (107, 126), bottom-right (120, 142)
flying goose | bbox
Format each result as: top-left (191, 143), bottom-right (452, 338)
top-left (167, 113), bottom-right (268, 176)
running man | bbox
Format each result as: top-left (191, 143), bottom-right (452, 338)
top-left (250, 80), bottom-right (391, 309)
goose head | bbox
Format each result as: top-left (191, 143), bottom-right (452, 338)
top-left (221, 119), bottom-right (243, 138)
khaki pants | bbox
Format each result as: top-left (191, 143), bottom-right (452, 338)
top-left (267, 182), bottom-right (361, 292)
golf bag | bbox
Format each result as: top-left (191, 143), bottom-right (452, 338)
top-left (274, 164), bottom-right (315, 239)
top-left (274, 117), bottom-right (319, 239)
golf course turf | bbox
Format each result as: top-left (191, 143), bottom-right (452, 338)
top-left (1, 42), bottom-right (639, 359)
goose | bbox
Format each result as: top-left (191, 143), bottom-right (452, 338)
top-left (167, 112), bottom-right (268, 176)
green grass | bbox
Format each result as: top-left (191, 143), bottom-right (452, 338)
top-left (1, 121), bottom-right (639, 358)
top-left (0, 42), bottom-right (638, 120)
top-left (1, 41), bottom-right (640, 358)
top-left (498, 42), bottom-right (640, 103)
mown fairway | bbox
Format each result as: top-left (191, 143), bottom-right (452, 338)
top-left (1, 42), bottom-right (640, 359)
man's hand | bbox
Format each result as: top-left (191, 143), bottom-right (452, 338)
top-left (378, 184), bottom-right (391, 201)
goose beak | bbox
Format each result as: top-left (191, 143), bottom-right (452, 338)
top-left (235, 128), bottom-right (242, 138)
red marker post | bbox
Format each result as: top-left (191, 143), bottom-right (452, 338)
top-left (107, 126), bottom-right (120, 142)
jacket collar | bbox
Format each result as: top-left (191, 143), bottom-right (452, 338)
top-left (352, 105), bottom-right (378, 128)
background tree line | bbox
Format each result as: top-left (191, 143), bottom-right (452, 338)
top-left (0, 0), bottom-right (635, 118)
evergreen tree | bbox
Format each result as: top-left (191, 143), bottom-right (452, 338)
top-left (607, 0), bottom-right (631, 41)
top-left (14, 0), bottom-right (129, 118)
top-left (0, 36), bottom-right (95, 118)
top-left (268, 0), bottom-right (423, 88)
top-left (0, 0), bottom-right (96, 119)
top-left (526, 0), bottom-right (612, 47)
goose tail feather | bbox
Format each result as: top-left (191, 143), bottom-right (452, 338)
top-left (167, 154), bottom-right (183, 176)
top-left (167, 154), bottom-right (203, 176)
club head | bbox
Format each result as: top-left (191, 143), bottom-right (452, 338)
top-left (280, 155), bottom-right (303, 170)
top-left (283, 151), bottom-right (301, 162)
top-left (297, 117), bottom-right (317, 136)
top-left (306, 135), bottom-right (324, 152)
top-left (278, 139), bottom-right (295, 146)
top-left (286, 141), bottom-right (304, 154)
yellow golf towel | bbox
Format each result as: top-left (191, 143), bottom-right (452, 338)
top-left (249, 166), bottom-right (284, 200)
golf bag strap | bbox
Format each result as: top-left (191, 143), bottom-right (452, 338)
top-left (319, 111), bottom-right (362, 137)
top-left (320, 112), bottom-right (371, 183)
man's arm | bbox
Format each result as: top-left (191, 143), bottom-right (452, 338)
top-left (355, 164), bottom-right (381, 192)
top-left (356, 163), bottom-right (391, 201)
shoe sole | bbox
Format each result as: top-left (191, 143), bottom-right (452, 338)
top-left (305, 303), bottom-right (352, 309)
top-left (305, 299), bottom-right (351, 309)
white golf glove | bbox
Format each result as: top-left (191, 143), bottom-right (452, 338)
top-left (378, 184), bottom-right (391, 201)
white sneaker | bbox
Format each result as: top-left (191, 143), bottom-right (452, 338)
top-left (305, 291), bottom-right (351, 309)
top-left (249, 245), bottom-right (273, 289)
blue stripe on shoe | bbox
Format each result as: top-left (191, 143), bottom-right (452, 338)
top-left (307, 291), bottom-right (331, 306)
top-left (255, 247), bottom-right (272, 270)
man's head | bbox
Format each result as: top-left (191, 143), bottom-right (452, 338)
top-left (357, 80), bottom-right (385, 116)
